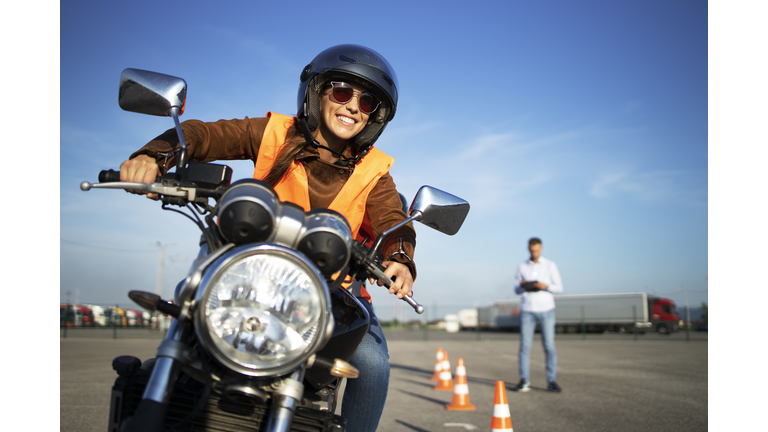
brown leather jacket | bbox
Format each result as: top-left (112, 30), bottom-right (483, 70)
top-left (130, 115), bottom-right (417, 280)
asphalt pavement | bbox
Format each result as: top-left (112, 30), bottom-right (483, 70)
top-left (60, 328), bottom-right (707, 431)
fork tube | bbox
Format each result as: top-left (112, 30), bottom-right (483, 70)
top-left (266, 366), bottom-right (306, 432)
top-left (122, 319), bottom-right (189, 432)
top-left (142, 318), bottom-right (187, 402)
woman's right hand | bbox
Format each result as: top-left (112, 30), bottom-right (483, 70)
top-left (119, 154), bottom-right (160, 200)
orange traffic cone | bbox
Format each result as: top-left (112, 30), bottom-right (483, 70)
top-left (431, 347), bottom-right (444, 381)
top-left (433, 351), bottom-right (454, 391)
top-left (491, 381), bottom-right (513, 431)
top-left (446, 358), bottom-right (476, 410)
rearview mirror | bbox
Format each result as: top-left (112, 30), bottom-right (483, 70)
top-left (118, 68), bottom-right (190, 169)
top-left (410, 186), bottom-right (470, 236)
top-left (368, 185), bottom-right (469, 263)
top-left (118, 68), bottom-right (187, 117)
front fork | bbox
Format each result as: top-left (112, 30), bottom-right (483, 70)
top-left (266, 366), bottom-right (306, 432)
top-left (120, 318), bottom-right (190, 432)
top-left (142, 319), bottom-right (189, 402)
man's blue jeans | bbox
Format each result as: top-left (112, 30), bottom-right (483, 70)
top-left (341, 298), bottom-right (390, 432)
top-left (519, 309), bottom-right (557, 383)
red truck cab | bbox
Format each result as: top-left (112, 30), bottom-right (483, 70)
top-left (77, 305), bottom-right (94, 326)
top-left (650, 297), bottom-right (680, 334)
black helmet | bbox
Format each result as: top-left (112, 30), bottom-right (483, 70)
top-left (297, 44), bottom-right (399, 156)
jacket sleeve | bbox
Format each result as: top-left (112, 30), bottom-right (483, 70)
top-left (363, 172), bottom-right (417, 280)
top-left (129, 117), bottom-right (270, 174)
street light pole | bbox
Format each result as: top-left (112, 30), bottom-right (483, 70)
top-left (684, 285), bottom-right (691, 341)
top-left (155, 242), bottom-right (165, 299)
top-left (153, 242), bottom-right (174, 330)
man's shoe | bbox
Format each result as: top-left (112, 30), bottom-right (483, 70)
top-left (512, 379), bottom-right (531, 392)
top-left (547, 381), bottom-right (563, 392)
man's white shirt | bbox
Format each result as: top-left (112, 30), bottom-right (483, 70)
top-left (514, 256), bottom-right (563, 312)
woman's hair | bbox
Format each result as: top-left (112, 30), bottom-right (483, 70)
top-left (261, 123), bottom-right (307, 187)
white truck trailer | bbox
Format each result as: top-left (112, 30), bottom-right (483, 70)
top-left (476, 292), bottom-right (680, 334)
top-left (457, 308), bottom-right (478, 330)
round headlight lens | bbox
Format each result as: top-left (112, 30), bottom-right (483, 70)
top-left (195, 245), bottom-right (330, 376)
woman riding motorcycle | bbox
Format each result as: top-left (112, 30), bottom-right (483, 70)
top-left (118, 44), bottom-right (415, 432)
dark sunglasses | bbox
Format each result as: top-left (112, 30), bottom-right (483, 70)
top-left (328, 82), bottom-right (381, 115)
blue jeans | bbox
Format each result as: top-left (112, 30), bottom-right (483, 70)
top-left (519, 309), bottom-right (557, 383)
top-left (341, 299), bottom-right (390, 432)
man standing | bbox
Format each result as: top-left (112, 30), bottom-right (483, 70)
top-left (512, 237), bottom-right (563, 392)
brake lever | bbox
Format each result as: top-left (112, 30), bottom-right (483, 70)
top-left (80, 181), bottom-right (197, 199)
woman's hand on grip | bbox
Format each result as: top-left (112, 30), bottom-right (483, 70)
top-left (370, 261), bottom-right (414, 299)
top-left (119, 155), bottom-right (160, 200)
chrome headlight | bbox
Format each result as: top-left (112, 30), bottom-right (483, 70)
top-left (194, 244), bottom-right (333, 377)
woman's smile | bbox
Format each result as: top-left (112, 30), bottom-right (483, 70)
top-left (336, 114), bottom-right (357, 126)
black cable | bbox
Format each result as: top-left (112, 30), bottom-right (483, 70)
top-left (161, 203), bottom-right (202, 228)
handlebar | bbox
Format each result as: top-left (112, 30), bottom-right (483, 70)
top-left (99, 169), bottom-right (162, 184)
top-left (87, 163), bottom-right (231, 202)
top-left (85, 168), bottom-right (425, 314)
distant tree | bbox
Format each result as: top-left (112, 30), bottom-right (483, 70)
top-left (701, 302), bottom-right (707, 325)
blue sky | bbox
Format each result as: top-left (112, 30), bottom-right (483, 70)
top-left (55, 0), bottom-right (714, 321)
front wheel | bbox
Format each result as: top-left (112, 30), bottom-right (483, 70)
top-left (657, 324), bottom-right (669, 335)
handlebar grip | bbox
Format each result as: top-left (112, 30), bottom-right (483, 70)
top-left (99, 169), bottom-right (121, 183)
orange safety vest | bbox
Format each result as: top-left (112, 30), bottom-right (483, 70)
top-left (253, 112), bottom-right (395, 301)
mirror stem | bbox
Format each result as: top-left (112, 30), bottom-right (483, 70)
top-left (368, 210), bottom-right (422, 261)
top-left (170, 106), bottom-right (188, 169)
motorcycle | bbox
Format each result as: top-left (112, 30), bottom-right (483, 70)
top-left (81, 68), bottom-right (469, 432)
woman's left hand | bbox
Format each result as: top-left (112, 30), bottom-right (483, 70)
top-left (371, 261), bottom-right (414, 299)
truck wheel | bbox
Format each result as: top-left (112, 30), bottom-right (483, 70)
top-left (618, 325), bottom-right (628, 334)
top-left (657, 325), bottom-right (669, 335)
top-left (555, 325), bottom-right (565, 334)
